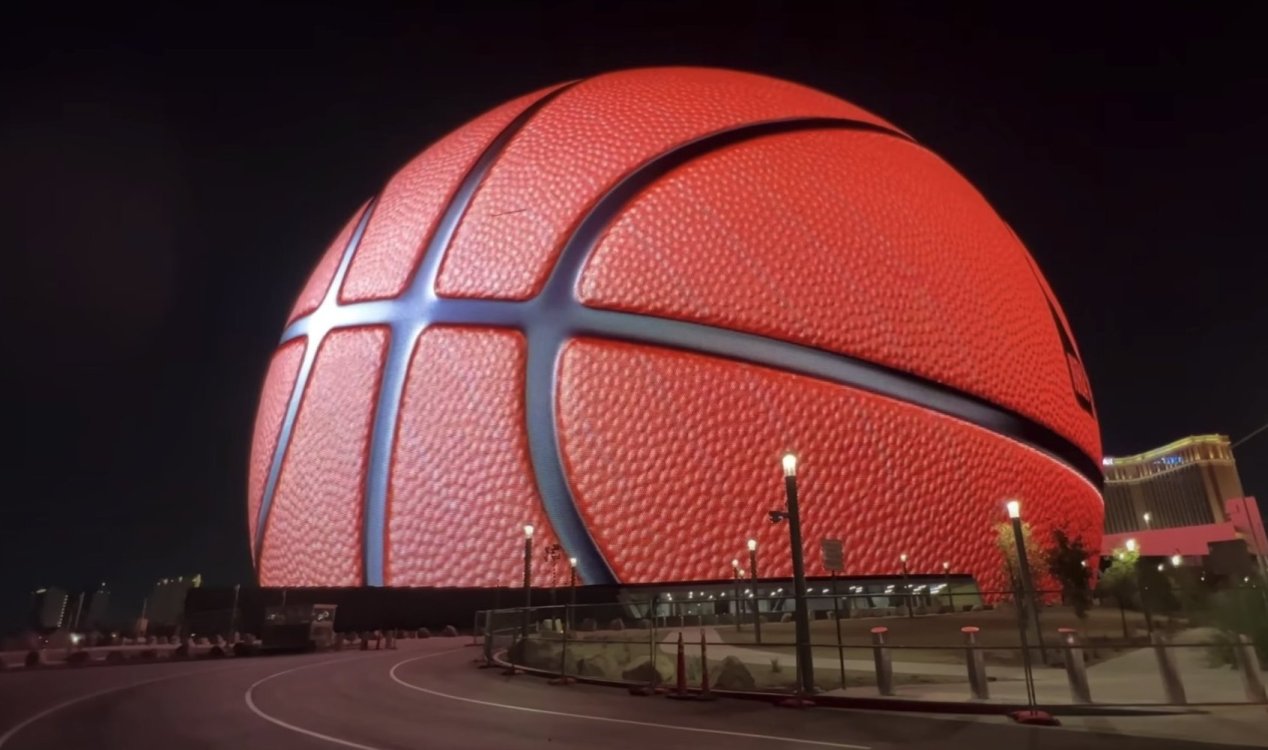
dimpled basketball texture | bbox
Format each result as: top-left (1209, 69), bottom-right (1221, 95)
top-left (249, 67), bottom-right (1103, 591)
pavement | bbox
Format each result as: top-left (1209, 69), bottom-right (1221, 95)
top-left (0, 637), bottom-right (1262, 749)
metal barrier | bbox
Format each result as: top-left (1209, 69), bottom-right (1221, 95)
top-left (476, 598), bottom-right (1268, 709)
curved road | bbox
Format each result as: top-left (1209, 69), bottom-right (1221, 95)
top-left (0, 640), bottom-right (1239, 749)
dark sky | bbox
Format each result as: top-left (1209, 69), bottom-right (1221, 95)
top-left (4, 2), bottom-right (1267, 628)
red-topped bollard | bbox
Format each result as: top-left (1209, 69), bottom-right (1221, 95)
top-left (961, 626), bottom-right (989, 699)
top-left (871, 626), bottom-right (893, 696)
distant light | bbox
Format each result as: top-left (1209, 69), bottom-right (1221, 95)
top-left (666, 593), bottom-right (673, 601)
top-left (747, 538), bottom-right (757, 552)
top-left (899, 552), bottom-right (908, 563)
top-left (782, 453), bottom-right (798, 477)
top-left (1080, 560), bottom-right (1088, 568)
top-left (942, 561), bottom-right (950, 571)
top-left (1170, 554), bottom-right (1183, 568)
top-left (1102, 457), bottom-right (1115, 466)
top-left (731, 558), bottom-right (740, 569)
top-left (523, 524), bottom-right (534, 539)
top-left (1143, 512), bottom-right (1152, 523)
top-left (1006, 500), bottom-right (1021, 519)
top-left (1157, 563), bottom-right (1165, 572)
top-left (70, 633), bottom-right (82, 645)
top-left (1125, 538), bottom-right (1138, 552)
top-left (821, 588), bottom-right (829, 594)
top-left (569, 556), bottom-right (577, 568)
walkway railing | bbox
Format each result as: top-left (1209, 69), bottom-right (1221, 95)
top-left (477, 595), bottom-right (1268, 709)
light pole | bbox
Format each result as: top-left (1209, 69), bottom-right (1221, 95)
top-left (568, 556), bottom-right (578, 629)
top-left (228, 583), bottom-right (240, 639)
top-left (731, 559), bottom-right (743, 632)
top-left (942, 561), bottom-right (953, 612)
top-left (747, 538), bottom-right (761, 644)
top-left (522, 524), bottom-right (534, 643)
top-left (1143, 512), bottom-right (1152, 530)
top-left (771, 452), bottom-right (814, 696)
top-left (899, 553), bottom-right (913, 618)
top-left (1005, 500), bottom-right (1040, 708)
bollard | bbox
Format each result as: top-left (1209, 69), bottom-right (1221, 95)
top-left (961, 627), bottom-right (989, 700)
top-left (871, 627), bottom-right (894, 696)
top-left (1151, 632), bottom-right (1187, 705)
top-left (1058, 628), bottom-right (1091, 704)
top-left (1234, 634), bottom-right (1267, 703)
top-left (668, 632), bottom-right (690, 699)
top-left (698, 629), bottom-right (715, 700)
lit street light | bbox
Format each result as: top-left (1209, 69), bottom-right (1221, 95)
top-left (899, 553), bottom-right (913, 618)
top-left (731, 559), bottom-right (743, 632)
top-left (1125, 538), bottom-right (1138, 553)
top-left (1143, 512), bottom-right (1152, 530)
top-left (522, 524), bottom-right (534, 643)
top-left (568, 556), bottom-right (578, 628)
top-left (1004, 500), bottom-right (1043, 710)
top-left (747, 538), bottom-right (761, 643)
top-left (942, 560), bottom-right (953, 612)
top-left (1170, 553), bottom-right (1183, 568)
top-left (770, 452), bottom-right (814, 696)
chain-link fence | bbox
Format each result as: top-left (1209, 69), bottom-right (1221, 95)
top-left (477, 588), bottom-right (1268, 708)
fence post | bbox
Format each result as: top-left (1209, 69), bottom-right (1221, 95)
top-left (962, 626), bottom-right (989, 699)
top-left (1235, 634), bottom-right (1267, 703)
top-left (871, 627), bottom-right (894, 696)
top-left (480, 610), bottom-right (494, 667)
top-left (550, 604), bottom-right (575, 686)
top-left (1151, 632), bottom-right (1187, 705)
top-left (1058, 627), bottom-right (1091, 704)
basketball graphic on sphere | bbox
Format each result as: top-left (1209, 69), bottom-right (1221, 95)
top-left (248, 67), bottom-right (1102, 591)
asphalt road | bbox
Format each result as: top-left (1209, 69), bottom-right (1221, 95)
top-left (0, 639), bottom-right (1249, 749)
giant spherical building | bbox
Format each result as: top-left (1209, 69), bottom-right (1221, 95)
top-left (248, 67), bottom-right (1102, 591)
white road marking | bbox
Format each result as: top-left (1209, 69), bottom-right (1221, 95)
top-left (388, 654), bottom-right (872, 750)
top-left (243, 649), bottom-right (462, 750)
top-left (0, 662), bottom-right (244, 747)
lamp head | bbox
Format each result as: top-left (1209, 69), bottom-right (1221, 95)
top-left (781, 453), bottom-right (798, 477)
top-left (899, 552), bottom-right (908, 563)
top-left (1125, 538), bottom-right (1137, 553)
top-left (569, 556), bottom-right (577, 568)
top-left (523, 524), bottom-right (534, 539)
top-left (747, 538), bottom-right (757, 552)
top-left (1005, 500), bottom-right (1021, 519)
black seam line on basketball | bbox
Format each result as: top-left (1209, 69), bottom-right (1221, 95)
top-left (355, 82), bottom-right (582, 586)
top-left (253, 197), bottom-right (378, 566)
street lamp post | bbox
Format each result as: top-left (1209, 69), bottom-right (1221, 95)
top-left (522, 525), bottom-right (534, 644)
top-left (942, 561), bottom-right (953, 612)
top-left (731, 559), bottom-right (743, 632)
top-left (899, 553), bottom-right (913, 618)
top-left (1005, 500), bottom-right (1040, 711)
top-left (776, 453), bottom-right (815, 696)
top-left (747, 538), bottom-right (762, 644)
top-left (568, 556), bottom-right (578, 629)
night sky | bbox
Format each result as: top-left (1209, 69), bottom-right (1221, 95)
top-left (5, 2), bottom-right (1267, 629)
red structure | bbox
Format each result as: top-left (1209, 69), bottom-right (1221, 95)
top-left (247, 68), bottom-right (1103, 591)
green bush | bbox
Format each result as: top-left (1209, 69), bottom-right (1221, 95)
top-left (1204, 586), bottom-right (1268, 668)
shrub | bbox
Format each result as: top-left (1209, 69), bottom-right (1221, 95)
top-left (1204, 586), bottom-right (1268, 668)
top-left (106, 651), bottom-right (125, 664)
top-left (417, 628), bottom-right (432, 639)
top-left (769, 657), bottom-right (782, 674)
top-left (442, 625), bottom-right (459, 637)
top-left (607, 619), bottom-right (625, 631)
top-left (24, 651), bottom-right (42, 668)
top-left (136, 649), bottom-right (158, 660)
top-left (208, 646), bottom-right (227, 659)
top-left (233, 643), bottom-right (258, 658)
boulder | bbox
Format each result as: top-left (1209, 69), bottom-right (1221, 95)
top-left (574, 653), bottom-right (618, 679)
top-left (578, 618), bottom-right (597, 632)
top-left (208, 645), bottom-right (227, 659)
top-left (67, 651), bottom-right (91, 667)
top-left (106, 650), bottom-right (125, 664)
top-left (417, 628), bottom-right (432, 639)
top-left (24, 650), bottom-right (42, 668)
top-left (509, 638), bottom-right (561, 669)
top-left (635, 619), bottom-right (652, 630)
top-left (621, 654), bottom-right (676, 684)
top-left (442, 625), bottom-right (460, 638)
top-left (713, 655), bottom-right (757, 690)
top-left (780, 612), bottom-right (794, 623)
top-left (607, 618), bottom-right (625, 631)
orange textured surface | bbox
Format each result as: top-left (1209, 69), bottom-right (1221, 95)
top-left (259, 327), bottom-right (388, 586)
top-left (578, 129), bottom-right (1100, 460)
top-left (385, 327), bottom-right (560, 586)
top-left (246, 338), bottom-right (306, 557)
top-left (286, 203), bottom-right (366, 324)
top-left (435, 67), bottom-right (900, 300)
top-left (557, 339), bottom-right (1102, 592)
top-left (339, 86), bottom-right (564, 302)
